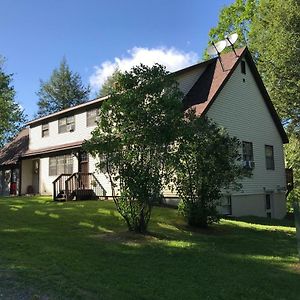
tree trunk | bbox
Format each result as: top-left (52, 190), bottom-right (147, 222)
top-left (293, 201), bottom-right (300, 260)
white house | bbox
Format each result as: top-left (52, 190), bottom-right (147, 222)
top-left (0, 47), bottom-right (290, 219)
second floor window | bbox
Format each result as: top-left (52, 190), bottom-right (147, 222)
top-left (265, 145), bottom-right (275, 170)
top-left (42, 123), bottom-right (49, 137)
top-left (242, 141), bottom-right (253, 161)
top-left (58, 116), bottom-right (75, 133)
top-left (87, 109), bottom-right (99, 127)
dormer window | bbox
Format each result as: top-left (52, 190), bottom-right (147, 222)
top-left (87, 108), bottom-right (99, 127)
top-left (58, 116), bottom-right (75, 133)
top-left (241, 60), bottom-right (246, 74)
top-left (42, 123), bottom-right (49, 137)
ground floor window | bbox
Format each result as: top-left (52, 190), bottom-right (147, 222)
top-left (49, 154), bottom-right (73, 176)
top-left (265, 193), bottom-right (272, 218)
top-left (222, 195), bottom-right (232, 215)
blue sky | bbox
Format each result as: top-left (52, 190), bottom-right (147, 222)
top-left (0, 0), bottom-right (233, 119)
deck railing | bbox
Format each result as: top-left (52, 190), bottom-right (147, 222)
top-left (52, 174), bottom-right (71, 201)
top-left (53, 172), bottom-right (106, 201)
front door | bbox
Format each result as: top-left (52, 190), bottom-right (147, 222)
top-left (32, 160), bottom-right (39, 194)
top-left (79, 152), bottom-right (89, 189)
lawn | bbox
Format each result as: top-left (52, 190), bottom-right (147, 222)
top-left (0, 196), bottom-right (299, 300)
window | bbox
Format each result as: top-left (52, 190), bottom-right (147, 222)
top-left (265, 145), bottom-right (275, 170)
top-left (241, 60), bottom-right (246, 74)
top-left (265, 193), bottom-right (272, 218)
top-left (265, 194), bottom-right (271, 210)
top-left (49, 155), bottom-right (73, 176)
top-left (58, 116), bottom-right (75, 133)
top-left (86, 109), bottom-right (99, 127)
top-left (242, 141), bottom-right (253, 161)
top-left (42, 123), bottom-right (49, 137)
top-left (222, 196), bottom-right (232, 215)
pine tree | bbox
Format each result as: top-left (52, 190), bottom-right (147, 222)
top-left (0, 58), bottom-right (26, 147)
top-left (36, 58), bottom-right (90, 117)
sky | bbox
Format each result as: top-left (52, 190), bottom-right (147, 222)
top-left (0, 0), bottom-right (233, 119)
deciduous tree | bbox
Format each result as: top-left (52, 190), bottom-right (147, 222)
top-left (85, 64), bottom-right (183, 233)
top-left (172, 110), bottom-right (249, 228)
top-left (97, 69), bottom-right (121, 98)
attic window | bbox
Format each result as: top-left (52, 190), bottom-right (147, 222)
top-left (241, 61), bottom-right (246, 74)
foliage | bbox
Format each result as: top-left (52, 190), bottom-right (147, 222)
top-left (36, 57), bottom-right (90, 117)
top-left (249, 0), bottom-right (300, 129)
top-left (97, 69), bottom-right (122, 97)
top-left (0, 196), bottom-right (299, 299)
top-left (203, 0), bottom-right (257, 59)
top-left (293, 201), bottom-right (300, 259)
top-left (0, 59), bottom-right (26, 147)
top-left (285, 134), bottom-right (300, 210)
top-left (85, 64), bottom-right (183, 233)
top-left (172, 110), bottom-right (249, 228)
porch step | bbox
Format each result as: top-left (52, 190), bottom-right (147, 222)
top-left (68, 189), bottom-right (98, 201)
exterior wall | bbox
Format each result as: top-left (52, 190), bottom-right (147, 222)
top-left (88, 154), bottom-right (113, 196)
top-left (0, 169), bottom-right (10, 196)
top-left (232, 193), bottom-right (286, 219)
top-left (29, 110), bottom-right (97, 151)
top-left (177, 66), bottom-right (206, 96)
top-left (21, 160), bottom-right (33, 194)
top-left (163, 193), bottom-right (286, 219)
top-left (273, 192), bottom-right (287, 219)
top-left (39, 156), bottom-right (79, 195)
top-left (206, 59), bottom-right (286, 197)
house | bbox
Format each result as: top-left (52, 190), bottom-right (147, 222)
top-left (0, 47), bottom-right (290, 218)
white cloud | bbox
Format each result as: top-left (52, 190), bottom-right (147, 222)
top-left (89, 47), bottom-right (198, 91)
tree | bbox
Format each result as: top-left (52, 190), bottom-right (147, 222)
top-left (97, 69), bottom-right (122, 98)
top-left (203, 0), bottom-right (257, 59)
top-left (172, 110), bottom-right (249, 228)
top-left (249, 0), bottom-right (300, 129)
top-left (285, 134), bottom-right (300, 209)
top-left (36, 58), bottom-right (90, 117)
top-left (85, 64), bottom-right (183, 233)
top-left (0, 58), bottom-right (26, 147)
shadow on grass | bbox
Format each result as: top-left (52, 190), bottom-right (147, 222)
top-left (224, 215), bottom-right (295, 228)
top-left (0, 196), bottom-right (299, 299)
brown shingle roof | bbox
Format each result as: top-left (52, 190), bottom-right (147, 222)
top-left (22, 141), bottom-right (83, 158)
top-left (181, 47), bottom-right (288, 144)
top-left (0, 128), bottom-right (29, 167)
top-left (183, 47), bottom-right (245, 114)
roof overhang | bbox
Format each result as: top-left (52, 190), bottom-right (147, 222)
top-left (26, 96), bottom-right (108, 127)
top-left (22, 141), bottom-right (84, 159)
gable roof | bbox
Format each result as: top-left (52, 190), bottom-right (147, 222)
top-left (0, 128), bottom-right (29, 168)
top-left (25, 47), bottom-right (288, 144)
top-left (180, 47), bottom-right (288, 144)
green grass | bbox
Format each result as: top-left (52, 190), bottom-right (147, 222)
top-left (0, 196), bottom-right (299, 300)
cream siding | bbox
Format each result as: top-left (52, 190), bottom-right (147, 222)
top-left (206, 59), bottom-right (286, 195)
top-left (38, 156), bottom-right (79, 195)
top-left (176, 66), bottom-right (206, 96)
top-left (21, 160), bottom-right (33, 194)
top-left (29, 110), bottom-right (96, 150)
top-left (88, 155), bottom-right (112, 196)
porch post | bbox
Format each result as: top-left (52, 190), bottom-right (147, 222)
top-left (19, 160), bottom-right (22, 196)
